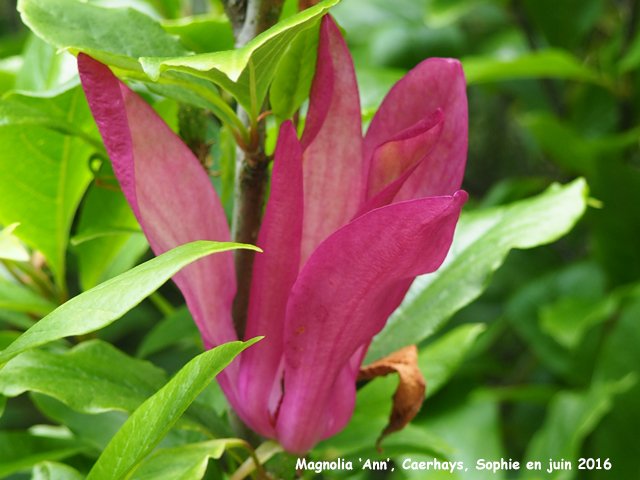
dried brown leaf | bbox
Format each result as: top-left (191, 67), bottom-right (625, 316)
top-left (358, 345), bottom-right (426, 452)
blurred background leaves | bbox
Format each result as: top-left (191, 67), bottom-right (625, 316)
top-left (0, 0), bottom-right (639, 479)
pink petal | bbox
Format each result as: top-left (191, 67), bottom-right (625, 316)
top-left (237, 121), bottom-right (304, 438)
top-left (276, 191), bottom-right (468, 454)
top-left (363, 58), bottom-right (467, 201)
top-left (366, 109), bottom-right (444, 199)
top-left (299, 15), bottom-right (364, 268)
top-left (78, 54), bottom-right (240, 402)
top-left (354, 109), bottom-right (444, 218)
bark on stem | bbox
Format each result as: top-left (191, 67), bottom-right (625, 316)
top-left (223, 0), bottom-right (285, 340)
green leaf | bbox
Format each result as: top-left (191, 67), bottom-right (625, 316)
top-left (72, 162), bottom-right (147, 291)
top-left (0, 56), bottom-right (23, 96)
top-left (129, 439), bottom-right (245, 480)
top-left (161, 14), bottom-right (234, 54)
top-left (0, 340), bottom-right (166, 414)
top-left (15, 33), bottom-right (77, 93)
top-left (0, 98), bottom-right (102, 150)
top-left (17, 0), bottom-right (236, 125)
top-left (0, 309), bottom-right (37, 331)
top-left (413, 395), bottom-right (506, 480)
top-left (270, 21), bottom-right (320, 124)
top-left (588, 296), bottom-right (640, 478)
top-left (137, 306), bottom-right (201, 358)
top-left (506, 262), bottom-right (606, 378)
top-left (523, 377), bottom-right (635, 479)
top-left (0, 223), bottom-right (30, 262)
top-left (18, 0), bottom-right (188, 73)
top-left (520, 112), bottom-right (640, 175)
top-left (315, 375), bottom-right (453, 458)
top-left (620, 30), bottom-right (640, 73)
top-left (32, 393), bottom-right (128, 453)
top-left (0, 280), bottom-right (57, 316)
top-left (367, 178), bottom-right (588, 363)
top-left (139, 0), bottom-right (340, 112)
top-left (86, 338), bottom-right (260, 480)
top-left (31, 461), bottom-right (85, 480)
top-left (539, 296), bottom-right (617, 349)
top-left (462, 50), bottom-right (600, 85)
top-left (0, 87), bottom-right (98, 289)
top-left (0, 241), bottom-right (260, 368)
top-left (419, 323), bottom-right (486, 397)
top-left (0, 431), bottom-right (86, 478)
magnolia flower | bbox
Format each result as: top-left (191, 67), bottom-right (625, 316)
top-left (78, 15), bottom-right (467, 455)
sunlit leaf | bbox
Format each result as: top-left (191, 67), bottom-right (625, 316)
top-left (139, 0), bottom-right (340, 112)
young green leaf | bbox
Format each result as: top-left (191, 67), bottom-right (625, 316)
top-left (86, 338), bottom-right (261, 480)
top-left (139, 0), bottom-right (340, 112)
top-left (0, 241), bottom-right (260, 368)
top-left (129, 439), bottom-right (246, 480)
top-left (367, 178), bottom-right (588, 363)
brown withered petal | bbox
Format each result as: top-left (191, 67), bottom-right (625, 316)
top-left (357, 345), bottom-right (426, 452)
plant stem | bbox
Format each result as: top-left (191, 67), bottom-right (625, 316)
top-left (223, 0), bottom-right (285, 340)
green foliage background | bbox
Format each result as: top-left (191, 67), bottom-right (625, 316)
top-left (0, 0), bottom-right (639, 479)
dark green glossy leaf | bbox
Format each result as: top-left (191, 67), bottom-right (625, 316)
top-left (0, 241), bottom-right (260, 368)
top-left (86, 338), bottom-right (260, 480)
top-left (0, 340), bottom-right (166, 413)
